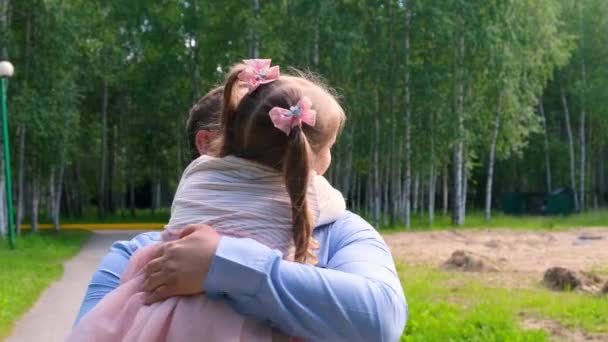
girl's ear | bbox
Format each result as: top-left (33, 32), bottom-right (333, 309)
top-left (195, 130), bottom-right (215, 156)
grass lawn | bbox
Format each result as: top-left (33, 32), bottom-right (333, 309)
top-left (399, 264), bottom-right (608, 341)
top-left (0, 230), bottom-right (91, 339)
top-left (381, 209), bottom-right (608, 232)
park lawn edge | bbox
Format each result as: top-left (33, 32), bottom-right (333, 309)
top-left (0, 230), bottom-right (91, 339)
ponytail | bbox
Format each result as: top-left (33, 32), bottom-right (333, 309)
top-left (283, 127), bottom-right (317, 264)
top-left (216, 64), bottom-right (247, 156)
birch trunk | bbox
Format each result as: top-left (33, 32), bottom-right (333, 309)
top-left (313, 16), bottom-right (320, 68)
top-left (599, 145), bottom-right (605, 207)
top-left (16, 125), bottom-right (25, 233)
top-left (128, 163), bottom-right (135, 218)
top-left (98, 79), bottom-right (109, 218)
top-left (452, 34), bottom-right (465, 226)
top-left (75, 161), bottom-right (83, 216)
top-left (31, 171), bottom-right (40, 233)
top-left (442, 163), bottom-right (448, 216)
top-left (191, 1), bottom-right (201, 101)
top-left (355, 173), bottom-right (362, 213)
top-left (428, 163), bottom-right (436, 226)
top-left (428, 113), bottom-right (436, 226)
top-left (152, 177), bottom-right (161, 213)
top-left (402, 3), bottom-right (412, 228)
top-left (383, 157), bottom-right (390, 227)
top-left (539, 99), bottom-right (552, 192)
top-left (251, 0), bottom-right (260, 58)
top-left (578, 2), bottom-right (587, 211)
top-left (461, 158), bottom-right (468, 220)
top-left (342, 144), bottom-right (353, 200)
top-left (52, 160), bottom-right (65, 231)
top-left (579, 108), bottom-right (586, 210)
top-left (419, 176), bottom-right (425, 224)
top-left (485, 95), bottom-right (502, 222)
top-left (392, 142), bottom-right (403, 225)
top-left (412, 173), bottom-right (420, 214)
top-left (0, 0), bottom-right (8, 59)
top-left (560, 85), bottom-right (579, 210)
top-left (372, 92), bottom-right (381, 227)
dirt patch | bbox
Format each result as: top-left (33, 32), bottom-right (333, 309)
top-left (521, 316), bottom-right (608, 341)
top-left (385, 227), bottom-right (608, 283)
top-left (543, 267), bottom-right (606, 295)
top-left (442, 250), bottom-right (500, 272)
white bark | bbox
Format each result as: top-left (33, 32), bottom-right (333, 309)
top-left (31, 172), bottom-right (40, 232)
top-left (539, 99), bottom-right (552, 192)
top-left (153, 178), bottom-right (161, 212)
top-left (412, 172), bottom-right (420, 214)
top-left (128, 163), bottom-right (135, 217)
top-left (442, 163), bottom-right (448, 216)
top-left (485, 95), bottom-right (502, 222)
top-left (52, 156), bottom-right (66, 231)
top-left (16, 124), bottom-right (25, 233)
top-left (428, 163), bottom-right (436, 226)
top-left (579, 116), bottom-right (586, 209)
top-left (419, 176), bottom-right (425, 223)
top-left (382, 157), bottom-right (390, 227)
top-left (0, 0), bottom-right (9, 59)
top-left (393, 140), bottom-right (403, 223)
top-left (251, 0), bottom-right (260, 58)
top-left (355, 173), bottom-right (362, 213)
top-left (578, 2), bottom-right (587, 211)
top-left (461, 156), bottom-right (468, 220)
top-left (373, 92), bottom-right (381, 227)
top-left (560, 85), bottom-right (579, 210)
top-left (452, 34), bottom-right (465, 226)
top-left (99, 79), bottom-right (109, 217)
top-left (599, 145), bottom-right (605, 207)
top-left (403, 3), bottom-right (412, 228)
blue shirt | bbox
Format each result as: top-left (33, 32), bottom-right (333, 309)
top-left (75, 211), bottom-right (407, 341)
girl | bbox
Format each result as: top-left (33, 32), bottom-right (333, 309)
top-left (68, 59), bottom-right (346, 341)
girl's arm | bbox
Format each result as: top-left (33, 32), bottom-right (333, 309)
top-left (204, 211), bottom-right (407, 342)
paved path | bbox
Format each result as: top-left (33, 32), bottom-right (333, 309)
top-left (5, 230), bottom-right (143, 342)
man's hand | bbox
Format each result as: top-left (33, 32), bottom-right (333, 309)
top-left (143, 224), bottom-right (220, 304)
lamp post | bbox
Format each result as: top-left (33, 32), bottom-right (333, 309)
top-left (0, 61), bottom-right (15, 249)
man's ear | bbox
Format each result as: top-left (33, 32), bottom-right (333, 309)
top-left (195, 130), bottom-right (211, 156)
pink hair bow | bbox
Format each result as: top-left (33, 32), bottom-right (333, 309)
top-left (269, 97), bottom-right (317, 135)
top-left (238, 59), bottom-right (280, 92)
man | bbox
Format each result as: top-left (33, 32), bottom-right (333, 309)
top-left (75, 87), bottom-right (408, 342)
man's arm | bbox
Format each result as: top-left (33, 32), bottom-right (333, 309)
top-left (204, 212), bottom-right (407, 342)
top-left (74, 232), bottom-right (161, 325)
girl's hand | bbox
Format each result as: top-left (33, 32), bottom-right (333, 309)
top-left (143, 224), bottom-right (220, 304)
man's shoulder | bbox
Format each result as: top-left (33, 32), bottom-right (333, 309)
top-left (315, 211), bottom-right (382, 244)
top-left (329, 211), bottom-right (376, 233)
top-left (110, 231), bottom-right (163, 257)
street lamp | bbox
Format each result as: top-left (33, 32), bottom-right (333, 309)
top-left (0, 61), bottom-right (15, 249)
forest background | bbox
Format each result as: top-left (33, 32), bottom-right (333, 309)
top-left (0, 0), bottom-right (606, 234)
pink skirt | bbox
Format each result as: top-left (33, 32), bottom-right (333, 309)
top-left (68, 243), bottom-right (281, 342)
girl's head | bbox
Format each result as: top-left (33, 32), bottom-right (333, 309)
top-left (215, 59), bottom-right (345, 263)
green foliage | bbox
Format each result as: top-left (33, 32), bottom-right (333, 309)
top-left (3, 0), bottom-right (608, 227)
top-left (0, 230), bottom-right (91, 338)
